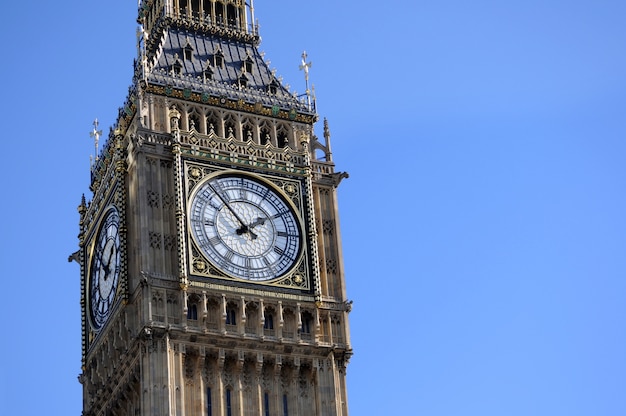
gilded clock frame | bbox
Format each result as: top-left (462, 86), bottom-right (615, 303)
top-left (183, 161), bottom-right (312, 290)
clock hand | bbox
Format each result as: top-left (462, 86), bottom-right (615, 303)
top-left (247, 217), bottom-right (266, 229)
top-left (208, 182), bottom-right (258, 240)
top-left (102, 243), bottom-right (116, 279)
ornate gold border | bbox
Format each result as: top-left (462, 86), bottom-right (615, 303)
top-left (184, 164), bottom-right (311, 290)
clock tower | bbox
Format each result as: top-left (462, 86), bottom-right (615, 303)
top-left (74, 1), bottom-right (352, 415)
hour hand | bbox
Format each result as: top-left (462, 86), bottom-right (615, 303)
top-left (248, 217), bottom-right (266, 229)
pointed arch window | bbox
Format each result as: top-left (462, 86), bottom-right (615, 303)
top-left (206, 111), bottom-right (219, 136)
top-left (260, 127), bottom-right (271, 145)
top-left (207, 387), bottom-right (213, 416)
top-left (187, 303), bottom-right (198, 320)
top-left (191, 0), bottom-right (200, 19)
top-left (224, 117), bottom-right (237, 139)
top-left (276, 125), bottom-right (290, 148)
top-left (215, 2), bottom-right (224, 25)
top-left (206, 298), bottom-right (220, 330)
top-left (188, 112), bottom-right (200, 132)
top-left (244, 55), bottom-right (254, 74)
top-left (226, 388), bottom-right (233, 416)
top-left (268, 80), bottom-right (279, 95)
top-left (203, 65), bottom-right (214, 81)
top-left (226, 4), bottom-right (237, 28)
top-left (301, 311), bottom-right (313, 339)
top-left (277, 131), bottom-right (288, 148)
top-left (264, 308), bottom-right (275, 336)
top-left (264, 392), bottom-right (270, 416)
top-left (283, 309), bottom-right (296, 338)
top-left (226, 306), bottom-right (236, 325)
top-left (213, 49), bottom-right (224, 68)
top-left (202, 0), bottom-right (212, 22)
top-left (183, 43), bottom-right (194, 62)
top-left (242, 124), bottom-right (253, 142)
top-left (283, 394), bottom-right (289, 416)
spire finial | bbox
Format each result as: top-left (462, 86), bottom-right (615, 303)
top-left (299, 51), bottom-right (313, 110)
top-left (89, 119), bottom-right (103, 170)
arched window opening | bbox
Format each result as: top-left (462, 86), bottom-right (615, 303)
top-left (276, 124), bottom-right (290, 148)
top-left (206, 298), bottom-right (220, 329)
top-left (264, 392), bottom-right (270, 416)
top-left (282, 394), bottom-right (289, 416)
top-left (206, 112), bottom-right (219, 136)
top-left (226, 4), bottom-right (237, 27)
top-left (183, 44), bottom-right (194, 61)
top-left (332, 315), bottom-right (343, 344)
top-left (264, 308), bottom-right (275, 336)
top-left (207, 387), bottom-right (213, 416)
top-left (188, 113), bottom-right (200, 131)
top-left (245, 302), bottom-right (258, 335)
top-left (226, 305), bottom-right (237, 326)
top-left (283, 309), bottom-right (295, 339)
top-left (215, 2), bottom-right (224, 25)
top-left (204, 65), bottom-right (213, 81)
top-left (320, 315), bottom-right (331, 343)
top-left (277, 131), bottom-right (288, 148)
top-left (213, 49), bottom-right (224, 68)
top-left (268, 80), bottom-right (279, 95)
top-left (167, 296), bottom-right (180, 324)
top-left (187, 303), bottom-right (198, 320)
top-left (242, 124), bottom-right (253, 142)
top-left (226, 388), bottom-right (233, 416)
top-left (202, 1), bottom-right (212, 22)
top-left (224, 119), bottom-right (237, 139)
top-left (244, 55), bottom-right (254, 74)
top-left (153, 294), bottom-right (165, 322)
top-left (260, 127), bottom-right (271, 145)
top-left (301, 311), bottom-right (313, 339)
top-left (191, 0), bottom-right (200, 18)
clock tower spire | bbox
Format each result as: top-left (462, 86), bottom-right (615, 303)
top-left (75, 1), bottom-right (352, 415)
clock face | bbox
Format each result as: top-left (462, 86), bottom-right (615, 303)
top-left (189, 173), bottom-right (302, 281)
top-left (89, 207), bottom-right (121, 330)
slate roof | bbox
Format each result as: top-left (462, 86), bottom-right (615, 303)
top-left (146, 27), bottom-right (312, 114)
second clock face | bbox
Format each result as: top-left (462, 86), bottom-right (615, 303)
top-left (89, 207), bottom-right (121, 330)
top-left (189, 173), bottom-right (302, 281)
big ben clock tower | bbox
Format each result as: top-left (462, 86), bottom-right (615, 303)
top-left (74, 1), bottom-right (352, 415)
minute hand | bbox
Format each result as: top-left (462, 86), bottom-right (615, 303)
top-left (208, 183), bottom-right (258, 239)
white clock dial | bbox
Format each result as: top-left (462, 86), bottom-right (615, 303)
top-left (189, 173), bottom-right (302, 281)
top-left (89, 207), bottom-right (121, 330)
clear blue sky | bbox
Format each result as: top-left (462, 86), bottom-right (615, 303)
top-left (1, 1), bottom-right (625, 415)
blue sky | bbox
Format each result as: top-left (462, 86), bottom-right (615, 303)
top-left (1, 0), bottom-right (626, 415)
